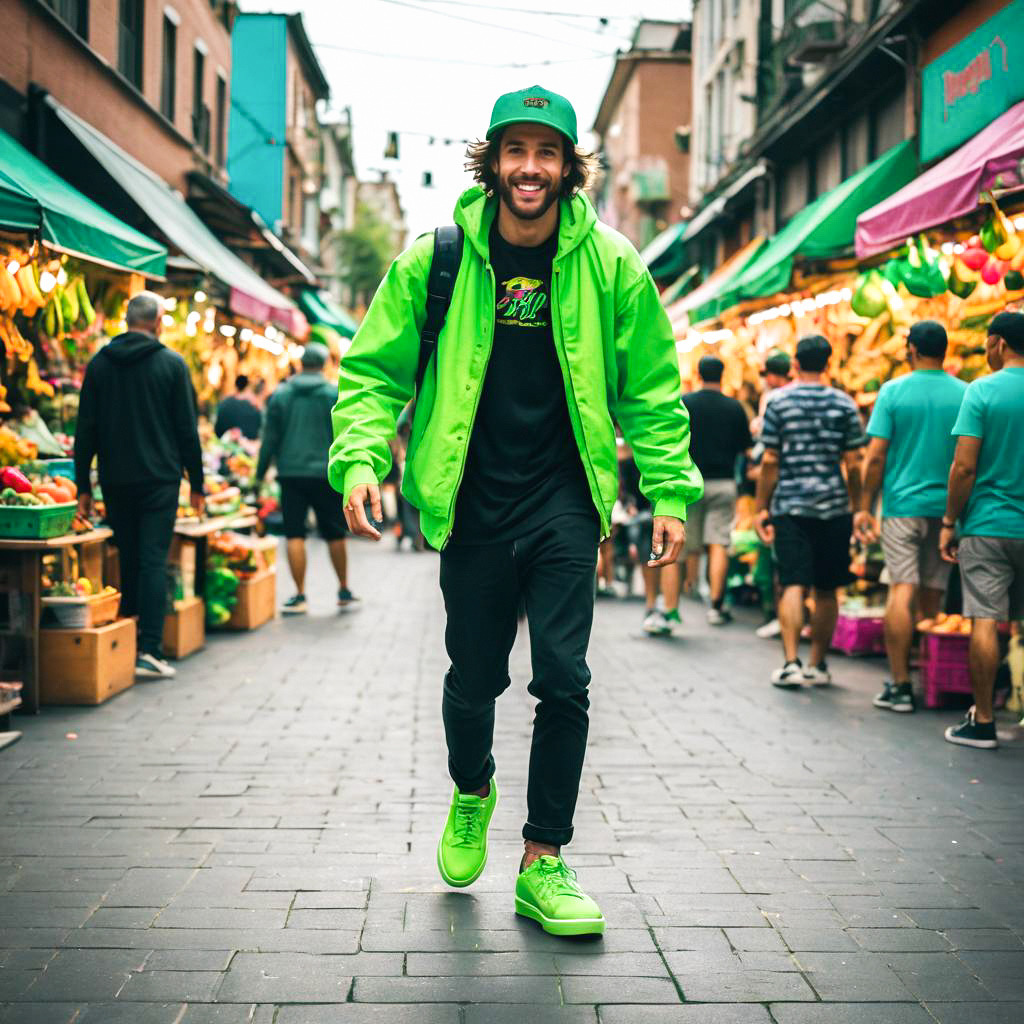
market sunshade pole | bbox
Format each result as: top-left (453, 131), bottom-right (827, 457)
top-left (0, 129), bottom-right (166, 276)
top-left (855, 99), bottom-right (1024, 259)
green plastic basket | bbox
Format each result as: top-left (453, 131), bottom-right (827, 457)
top-left (0, 503), bottom-right (76, 539)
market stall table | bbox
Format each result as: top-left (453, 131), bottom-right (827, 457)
top-left (0, 528), bottom-right (113, 715)
top-left (172, 509), bottom-right (258, 602)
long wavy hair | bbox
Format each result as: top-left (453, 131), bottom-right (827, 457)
top-left (465, 131), bottom-right (598, 199)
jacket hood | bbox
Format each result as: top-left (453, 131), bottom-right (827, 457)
top-left (290, 371), bottom-right (329, 391)
top-left (453, 186), bottom-right (598, 261)
top-left (101, 331), bottom-right (165, 365)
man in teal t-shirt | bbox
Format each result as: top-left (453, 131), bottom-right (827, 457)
top-left (856, 321), bottom-right (966, 713)
top-left (941, 311), bottom-right (1024, 750)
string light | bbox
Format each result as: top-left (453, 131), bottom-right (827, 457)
top-left (748, 288), bottom-right (852, 327)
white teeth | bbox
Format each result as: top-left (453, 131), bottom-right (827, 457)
top-left (517, 184), bottom-right (542, 192)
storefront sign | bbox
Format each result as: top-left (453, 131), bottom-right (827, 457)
top-left (921, 0), bottom-right (1024, 163)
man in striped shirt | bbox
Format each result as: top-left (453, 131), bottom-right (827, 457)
top-left (754, 335), bottom-right (866, 687)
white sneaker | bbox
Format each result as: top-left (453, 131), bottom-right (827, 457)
top-left (771, 660), bottom-right (803, 688)
top-left (642, 609), bottom-right (671, 636)
top-left (707, 607), bottom-right (733, 626)
top-left (802, 662), bottom-right (832, 686)
top-left (755, 618), bottom-right (781, 639)
top-left (136, 653), bottom-right (176, 679)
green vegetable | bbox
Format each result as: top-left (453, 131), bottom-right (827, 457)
top-left (902, 235), bottom-right (947, 298)
top-left (851, 270), bottom-right (889, 318)
top-left (1004, 270), bottom-right (1024, 291)
top-left (980, 214), bottom-right (1008, 254)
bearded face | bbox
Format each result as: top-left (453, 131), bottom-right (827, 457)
top-left (492, 124), bottom-right (570, 222)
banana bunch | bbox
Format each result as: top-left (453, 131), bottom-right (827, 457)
top-left (41, 275), bottom-right (96, 338)
top-left (15, 264), bottom-right (44, 316)
top-left (25, 357), bottom-right (54, 397)
top-left (0, 315), bottom-right (34, 362)
top-left (0, 265), bottom-right (21, 314)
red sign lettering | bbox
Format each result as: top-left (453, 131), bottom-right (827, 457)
top-left (941, 35), bottom-right (1009, 121)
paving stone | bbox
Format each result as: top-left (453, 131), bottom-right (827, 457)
top-left (942, 929), bottom-right (1024, 950)
top-left (215, 952), bottom-right (352, 1002)
top-left (848, 928), bottom-right (951, 951)
top-left (286, 909), bottom-right (367, 930)
top-left (770, 1006), bottom-right (934, 1024)
top-left (0, 1004), bottom-right (79, 1024)
top-left (85, 907), bottom-right (161, 929)
top-left (923, 1004), bottom-right (1024, 1024)
top-left (180, 1007), bottom-right (276, 1024)
top-left (74, 1006), bottom-right (185, 1024)
top-left (560, 975), bottom-right (680, 1003)
top-left (23, 948), bottom-right (148, 1001)
top-left (277, 1008), bottom-right (461, 1024)
top-left (670, 969), bottom-right (816, 1002)
top-left (353, 975), bottom-right (560, 1002)
top-left (724, 927), bottom-right (786, 951)
top-left (599, 1009), bottom-right (773, 1024)
top-left (466, 1008), bottom-right (596, 1024)
top-left (144, 949), bottom-right (233, 971)
top-left (116, 969), bottom-right (222, 1000)
top-left (792, 951), bottom-right (915, 1001)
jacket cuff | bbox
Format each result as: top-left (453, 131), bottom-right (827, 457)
top-left (653, 495), bottom-right (690, 522)
top-left (342, 463), bottom-right (378, 502)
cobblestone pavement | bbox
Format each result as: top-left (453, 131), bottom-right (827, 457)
top-left (1, 536), bottom-right (1023, 1024)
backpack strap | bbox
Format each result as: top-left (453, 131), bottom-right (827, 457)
top-left (416, 224), bottom-right (464, 393)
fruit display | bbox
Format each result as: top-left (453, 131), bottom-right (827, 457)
top-left (0, 425), bottom-right (37, 467)
top-left (205, 478), bottom-right (243, 518)
top-left (917, 613), bottom-right (973, 636)
top-left (0, 468), bottom-right (76, 507)
top-left (43, 580), bottom-right (114, 599)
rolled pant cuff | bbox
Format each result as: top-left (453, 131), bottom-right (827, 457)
top-left (522, 822), bottom-right (574, 847)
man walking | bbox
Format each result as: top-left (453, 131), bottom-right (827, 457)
top-left (75, 292), bottom-right (203, 679)
top-left (330, 86), bottom-right (702, 935)
top-left (855, 321), bottom-right (966, 713)
top-left (215, 374), bottom-right (262, 440)
top-left (674, 354), bottom-right (751, 626)
top-left (754, 335), bottom-right (865, 687)
top-left (941, 311), bottom-right (1024, 749)
top-left (256, 342), bottom-right (357, 615)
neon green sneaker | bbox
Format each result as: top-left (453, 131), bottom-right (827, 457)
top-left (436, 780), bottom-right (498, 888)
top-left (515, 855), bottom-right (605, 936)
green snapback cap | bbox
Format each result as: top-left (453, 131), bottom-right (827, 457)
top-left (486, 85), bottom-right (578, 146)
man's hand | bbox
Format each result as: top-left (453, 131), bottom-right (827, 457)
top-left (647, 516), bottom-right (685, 567)
top-left (77, 492), bottom-right (93, 518)
top-left (853, 510), bottom-right (878, 545)
top-left (344, 483), bottom-right (383, 541)
top-left (939, 525), bottom-right (959, 564)
top-left (190, 489), bottom-right (205, 517)
top-left (754, 509), bottom-right (774, 545)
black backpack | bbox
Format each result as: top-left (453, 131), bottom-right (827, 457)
top-left (415, 225), bottom-right (464, 394)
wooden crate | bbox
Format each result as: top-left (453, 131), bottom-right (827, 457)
top-left (226, 568), bottom-right (276, 631)
top-left (163, 596), bottom-right (205, 659)
top-left (39, 618), bottom-right (136, 705)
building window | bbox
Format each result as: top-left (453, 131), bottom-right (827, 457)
top-left (192, 46), bottom-right (209, 151)
top-left (43, 0), bottom-right (88, 39)
top-left (117, 0), bottom-right (144, 88)
top-left (160, 16), bottom-right (177, 122)
top-left (215, 74), bottom-right (227, 167)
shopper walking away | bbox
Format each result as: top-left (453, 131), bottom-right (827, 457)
top-left (74, 292), bottom-right (204, 680)
top-left (214, 374), bottom-right (262, 440)
top-left (676, 355), bottom-right (751, 625)
top-left (855, 321), bottom-right (966, 713)
top-left (330, 85), bottom-right (702, 936)
top-left (256, 343), bottom-right (358, 615)
top-left (941, 311), bottom-right (1024, 749)
top-left (754, 335), bottom-right (865, 687)
top-left (751, 350), bottom-right (793, 437)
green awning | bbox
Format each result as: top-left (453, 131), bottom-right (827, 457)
top-left (641, 221), bottom-right (691, 281)
top-left (0, 168), bottom-right (41, 233)
top-left (0, 128), bottom-right (166, 275)
top-left (719, 140), bottom-right (918, 308)
top-left (298, 289), bottom-right (359, 338)
top-left (660, 264), bottom-right (700, 306)
top-left (683, 237), bottom-right (768, 326)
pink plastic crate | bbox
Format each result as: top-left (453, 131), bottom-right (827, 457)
top-left (920, 631), bottom-right (972, 708)
top-left (830, 614), bottom-right (885, 656)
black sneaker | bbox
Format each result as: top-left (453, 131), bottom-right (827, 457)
top-left (889, 682), bottom-right (915, 714)
top-left (282, 594), bottom-right (308, 615)
top-left (944, 708), bottom-right (998, 749)
top-left (873, 681), bottom-right (896, 709)
top-left (337, 587), bottom-right (360, 607)
top-left (771, 660), bottom-right (803, 688)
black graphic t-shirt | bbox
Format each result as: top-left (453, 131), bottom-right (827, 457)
top-left (451, 222), bottom-right (595, 545)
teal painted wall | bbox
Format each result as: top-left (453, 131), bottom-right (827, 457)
top-left (227, 14), bottom-right (287, 228)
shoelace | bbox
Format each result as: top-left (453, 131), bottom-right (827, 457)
top-left (533, 856), bottom-right (584, 900)
top-left (451, 797), bottom-right (485, 848)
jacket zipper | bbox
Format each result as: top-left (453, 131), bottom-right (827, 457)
top-left (440, 261), bottom-right (496, 549)
top-left (551, 263), bottom-right (608, 538)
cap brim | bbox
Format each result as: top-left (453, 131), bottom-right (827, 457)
top-left (486, 114), bottom-right (577, 146)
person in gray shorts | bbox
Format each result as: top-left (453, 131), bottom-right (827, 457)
top-left (856, 321), bottom-right (966, 712)
top-left (669, 356), bottom-right (751, 627)
top-left (940, 311), bottom-right (1024, 750)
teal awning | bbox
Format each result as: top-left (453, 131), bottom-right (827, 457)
top-left (660, 264), bottom-right (700, 306)
top-left (641, 220), bottom-right (690, 281)
top-left (0, 128), bottom-right (166, 275)
top-left (298, 289), bottom-right (359, 338)
top-left (719, 140), bottom-right (918, 309)
top-left (683, 238), bottom-right (768, 326)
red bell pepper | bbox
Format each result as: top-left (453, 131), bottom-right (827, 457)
top-left (0, 467), bottom-right (33, 494)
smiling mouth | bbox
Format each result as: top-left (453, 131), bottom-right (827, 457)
top-left (514, 181), bottom-right (545, 196)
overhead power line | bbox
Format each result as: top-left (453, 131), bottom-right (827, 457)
top-left (373, 0), bottom-right (615, 53)
top-left (410, 0), bottom-right (637, 20)
top-left (311, 41), bottom-right (619, 68)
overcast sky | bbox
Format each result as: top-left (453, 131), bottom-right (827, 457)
top-left (239, 0), bottom-right (691, 238)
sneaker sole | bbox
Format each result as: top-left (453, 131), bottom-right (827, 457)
top-left (135, 667), bottom-right (175, 679)
top-left (281, 608), bottom-right (308, 616)
top-left (515, 896), bottom-right (605, 936)
top-left (889, 703), bottom-right (915, 713)
top-left (436, 784), bottom-right (498, 889)
top-left (944, 730), bottom-right (998, 749)
top-left (872, 697), bottom-right (894, 709)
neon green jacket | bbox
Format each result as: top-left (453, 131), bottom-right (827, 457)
top-left (329, 187), bottom-right (703, 549)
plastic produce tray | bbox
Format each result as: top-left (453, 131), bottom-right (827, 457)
top-left (0, 502), bottom-right (76, 539)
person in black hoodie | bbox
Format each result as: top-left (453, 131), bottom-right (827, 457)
top-left (75, 292), bottom-right (205, 679)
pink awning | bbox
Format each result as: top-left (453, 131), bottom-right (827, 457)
top-left (230, 288), bottom-right (309, 339)
top-left (856, 99), bottom-right (1024, 259)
